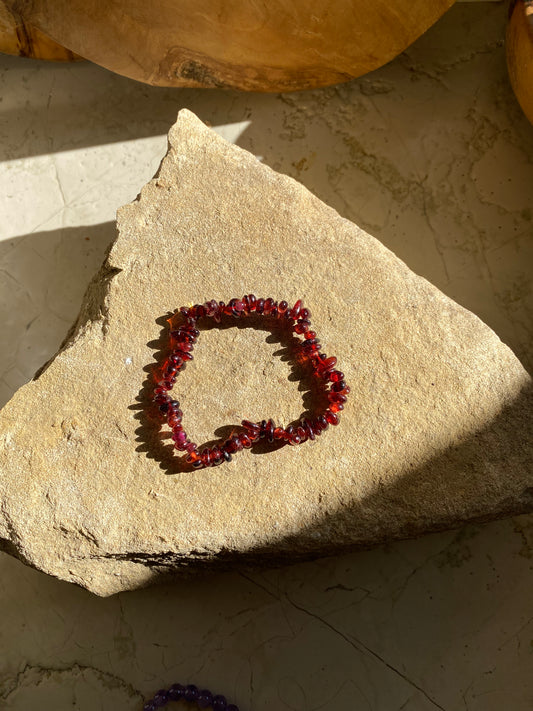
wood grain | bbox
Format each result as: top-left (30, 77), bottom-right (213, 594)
top-left (507, 0), bottom-right (533, 125)
top-left (0, 1), bottom-right (79, 60)
top-left (4, 0), bottom-right (454, 90)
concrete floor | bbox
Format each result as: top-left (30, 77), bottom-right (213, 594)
top-left (0, 3), bottom-right (532, 710)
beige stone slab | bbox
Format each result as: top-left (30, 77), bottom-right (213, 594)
top-left (0, 109), bottom-right (531, 596)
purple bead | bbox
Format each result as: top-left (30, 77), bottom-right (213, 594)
top-left (213, 694), bottom-right (228, 710)
top-left (143, 703), bottom-right (156, 711)
top-left (184, 684), bottom-right (199, 702)
top-left (168, 684), bottom-right (185, 700)
top-left (152, 689), bottom-right (169, 707)
top-left (198, 689), bottom-right (214, 708)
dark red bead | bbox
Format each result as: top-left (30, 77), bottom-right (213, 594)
top-left (177, 342), bottom-right (193, 352)
top-left (296, 426), bottom-right (307, 442)
top-left (320, 356), bottom-right (337, 371)
top-left (263, 297), bottom-right (275, 315)
top-left (232, 435), bottom-right (244, 451)
top-left (168, 413), bottom-right (182, 428)
top-left (332, 380), bottom-right (347, 392)
top-left (255, 298), bottom-right (265, 314)
top-left (301, 418), bottom-right (315, 441)
top-left (265, 419), bottom-right (275, 443)
top-left (172, 430), bottom-right (188, 446)
top-left (278, 300), bottom-right (288, 314)
top-left (290, 299), bottom-right (302, 319)
top-left (273, 426), bottom-right (285, 440)
top-left (300, 307), bottom-right (310, 320)
top-left (328, 370), bottom-right (344, 382)
top-left (294, 319), bottom-right (310, 334)
top-left (210, 446), bottom-right (224, 465)
top-left (224, 436), bottom-right (242, 454)
top-left (241, 420), bottom-right (261, 442)
top-left (175, 350), bottom-right (193, 361)
top-left (239, 432), bottom-right (252, 448)
top-left (329, 402), bottom-right (344, 413)
top-left (226, 298), bottom-right (244, 317)
top-left (201, 448), bottom-right (212, 467)
top-left (315, 415), bottom-right (328, 431)
top-left (328, 392), bottom-right (347, 404)
top-left (325, 410), bottom-right (339, 425)
top-left (204, 299), bottom-right (217, 316)
top-left (186, 451), bottom-right (201, 464)
top-left (301, 338), bottom-right (319, 351)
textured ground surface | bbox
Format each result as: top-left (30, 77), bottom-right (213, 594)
top-left (1, 2), bottom-right (532, 709)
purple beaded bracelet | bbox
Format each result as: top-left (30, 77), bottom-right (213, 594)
top-left (144, 683), bottom-right (238, 710)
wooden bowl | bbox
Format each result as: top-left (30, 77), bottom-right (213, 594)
top-left (0, 1), bottom-right (79, 61)
top-left (2, 0), bottom-right (454, 91)
top-left (507, 0), bottom-right (533, 125)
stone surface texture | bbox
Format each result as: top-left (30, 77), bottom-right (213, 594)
top-left (1, 4), bottom-right (533, 710)
top-left (0, 108), bottom-right (531, 597)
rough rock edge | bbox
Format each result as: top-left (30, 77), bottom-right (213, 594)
top-left (1, 110), bottom-right (532, 595)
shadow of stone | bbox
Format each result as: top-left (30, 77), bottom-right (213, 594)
top-left (130, 310), bottom-right (331, 474)
top-left (0, 223), bottom-right (116, 407)
top-left (121, 382), bottom-right (533, 576)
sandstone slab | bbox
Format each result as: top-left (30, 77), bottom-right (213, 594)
top-left (0, 109), bottom-right (532, 596)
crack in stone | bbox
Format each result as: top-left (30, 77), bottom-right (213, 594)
top-left (0, 662), bottom-right (143, 703)
top-left (284, 596), bottom-right (448, 711)
top-left (240, 572), bottom-right (447, 709)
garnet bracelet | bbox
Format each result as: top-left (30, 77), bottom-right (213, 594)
top-left (151, 295), bottom-right (349, 469)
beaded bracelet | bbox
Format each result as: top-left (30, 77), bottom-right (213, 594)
top-left (151, 295), bottom-right (349, 469)
top-left (143, 682), bottom-right (238, 710)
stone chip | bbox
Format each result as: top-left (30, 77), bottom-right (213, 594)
top-left (0, 109), bottom-right (532, 596)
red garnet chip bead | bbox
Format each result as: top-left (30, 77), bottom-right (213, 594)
top-left (151, 297), bottom-right (348, 469)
